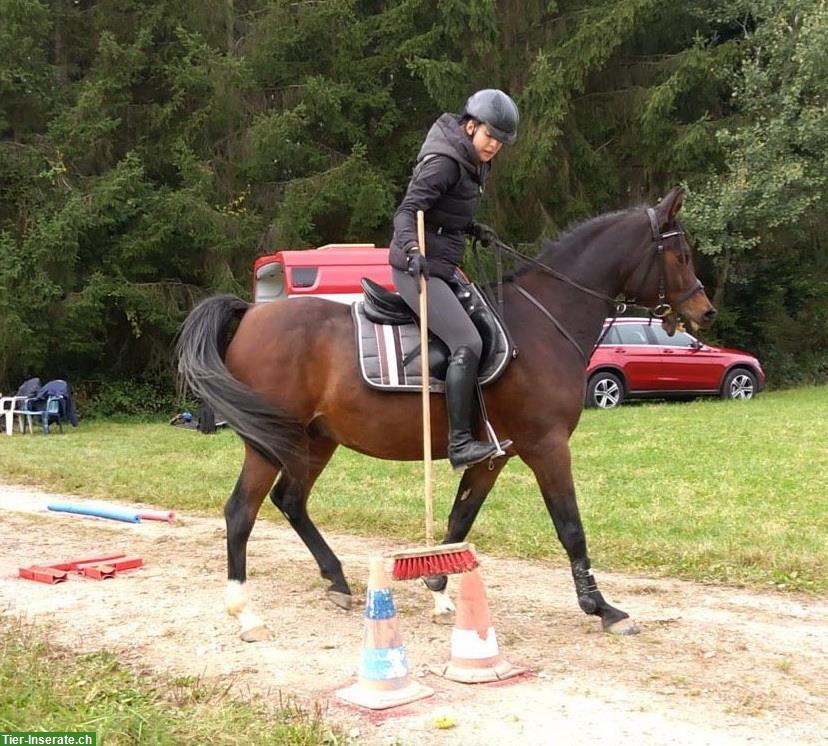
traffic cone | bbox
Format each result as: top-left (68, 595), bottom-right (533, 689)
top-left (336, 556), bottom-right (434, 709)
top-left (430, 565), bottom-right (524, 683)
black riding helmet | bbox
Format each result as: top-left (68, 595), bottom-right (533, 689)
top-left (463, 89), bottom-right (519, 145)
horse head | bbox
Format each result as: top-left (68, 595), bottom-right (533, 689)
top-left (623, 186), bottom-right (717, 332)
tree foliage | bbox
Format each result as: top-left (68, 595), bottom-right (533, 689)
top-left (685, 0), bottom-right (828, 382)
top-left (0, 0), bottom-right (825, 401)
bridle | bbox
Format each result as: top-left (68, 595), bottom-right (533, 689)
top-left (625, 208), bottom-right (705, 318)
top-left (478, 209), bottom-right (706, 364)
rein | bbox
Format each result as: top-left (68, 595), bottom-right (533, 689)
top-left (474, 237), bottom-right (622, 364)
top-left (476, 209), bottom-right (704, 364)
top-left (512, 284), bottom-right (594, 365)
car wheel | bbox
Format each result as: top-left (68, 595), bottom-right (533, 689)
top-left (587, 372), bottom-right (624, 409)
top-left (721, 368), bottom-right (758, 400)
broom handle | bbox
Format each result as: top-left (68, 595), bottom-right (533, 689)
top-left (416, 210), bottom-right (434, 546)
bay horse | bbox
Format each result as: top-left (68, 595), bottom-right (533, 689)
top-left (177, 186), bottom-right (716, 641)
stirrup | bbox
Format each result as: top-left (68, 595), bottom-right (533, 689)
top-left (449, 439), bottom-right (512, 474)
top-left (483, 419), bottom-right (510, 458)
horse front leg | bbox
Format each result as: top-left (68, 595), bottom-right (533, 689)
top-left (425, 459), bottom-right (508, 622)
top-left (523, 436), bottom-right (639, 635)
top-left (225, 447), bottom-right (279, 642)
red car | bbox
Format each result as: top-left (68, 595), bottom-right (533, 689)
top-left (586, 317), bottom-right (765, 409)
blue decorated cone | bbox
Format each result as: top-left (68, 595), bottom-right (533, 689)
top-left (336, 556), bottom-right (433, 710)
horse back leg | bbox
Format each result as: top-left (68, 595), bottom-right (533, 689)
top-left (522, 435), bottom-right (638, 635)
top-left (225, 446), bottom-right (279, 641)
top-left (269, 436), bottom-right (352, 609)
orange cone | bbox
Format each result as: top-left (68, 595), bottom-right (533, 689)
top-left (430, 565), bottom-right (524, 683)
top-left (336, 556), bottom-right (434, 709)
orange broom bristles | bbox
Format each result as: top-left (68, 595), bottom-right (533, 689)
top-left (390, 543), bottom-right (479, 581)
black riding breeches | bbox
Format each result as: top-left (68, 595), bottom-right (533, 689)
top-left (391, 268), bottom-right (482, 360)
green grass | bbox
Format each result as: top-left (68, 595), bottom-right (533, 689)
top-left (0, 387), bottom-right (826, 593)
top-left (0, 617), bottom-right (344, 745)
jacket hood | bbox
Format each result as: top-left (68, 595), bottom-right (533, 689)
top-left (416, 113), bottom-right (485, 181)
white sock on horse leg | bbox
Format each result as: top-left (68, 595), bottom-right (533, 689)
top-left (431, 589), bottom-right (455, 617)
top-left (226, 580), bottom-right (266, 631)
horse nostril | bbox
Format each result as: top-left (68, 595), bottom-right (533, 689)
top-left (704, 307), bottom-right (718, 322)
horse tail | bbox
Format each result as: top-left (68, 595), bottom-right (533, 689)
top-left (176, 295), bottom-right (307, 473)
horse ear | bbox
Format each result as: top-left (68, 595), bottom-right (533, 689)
top-left (655, 186), bottom-right (684, 227)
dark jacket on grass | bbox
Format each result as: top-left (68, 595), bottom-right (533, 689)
top-left (28, 379), bottom-right (79, 427)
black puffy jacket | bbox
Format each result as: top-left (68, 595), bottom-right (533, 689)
top-left (389, 114), bottom-right (490, 281)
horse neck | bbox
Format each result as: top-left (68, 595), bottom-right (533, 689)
top-left (508, 216), bottom-right (644, 356)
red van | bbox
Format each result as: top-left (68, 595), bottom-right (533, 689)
top-left (253, 244), bottom-right (393, 303)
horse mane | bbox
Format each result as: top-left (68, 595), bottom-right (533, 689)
top-left (508, 206), bottom-right (638, 279)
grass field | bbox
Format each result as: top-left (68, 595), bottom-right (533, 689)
top-left (0, 386), bottom-right (825, 593)
top-left (0, 617), bottom-right (341, 745)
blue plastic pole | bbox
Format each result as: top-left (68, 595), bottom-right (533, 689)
top-left (47, 503), bottom-right (142, 523)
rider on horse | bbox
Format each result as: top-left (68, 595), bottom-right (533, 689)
top-left (388, 89), bottom-right (519, 471)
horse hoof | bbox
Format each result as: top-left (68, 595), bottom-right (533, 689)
top-left (327, 590), bottom-right (353, 610)
top-left (431, 590), bottom-right (455, 625)
top-left (606, 618), bottom-right (640, 636)
top-left (240, 625), bottom-right (271, 642)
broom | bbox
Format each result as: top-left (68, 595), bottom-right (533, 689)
top-left (391, 210), bottom-right (479, 582)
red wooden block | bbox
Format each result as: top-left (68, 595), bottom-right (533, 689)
top-left (19, 566), bottom-right (68, 584)
top-left (49, 554), bottom-right (126, 571)
top-left (80, 564), bottom-right (116, 580)
top-left (78, 557), bottom-right (143, 579)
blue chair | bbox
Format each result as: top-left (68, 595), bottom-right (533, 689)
top-left (42, 396), bottom-right (65, 434)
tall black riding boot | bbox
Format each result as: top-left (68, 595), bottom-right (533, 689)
top-left (445, 346), bottom-right (511, 472)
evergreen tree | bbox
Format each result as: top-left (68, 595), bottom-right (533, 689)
top-left (0, 0), bottom-right (824, 399)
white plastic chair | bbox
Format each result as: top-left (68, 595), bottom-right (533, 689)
top-left (1, 396), bottom-right (31, 435)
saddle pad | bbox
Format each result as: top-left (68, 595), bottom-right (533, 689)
top-left (351, 293), bottom-right (511, 393)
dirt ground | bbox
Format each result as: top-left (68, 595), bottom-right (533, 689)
top-left (0, 483), bottom-right (825, 746)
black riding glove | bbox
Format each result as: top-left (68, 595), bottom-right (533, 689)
top-left (469, 222), bottom-right (500, 246)
top-left (406, 247), bottom-right (429, 280)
